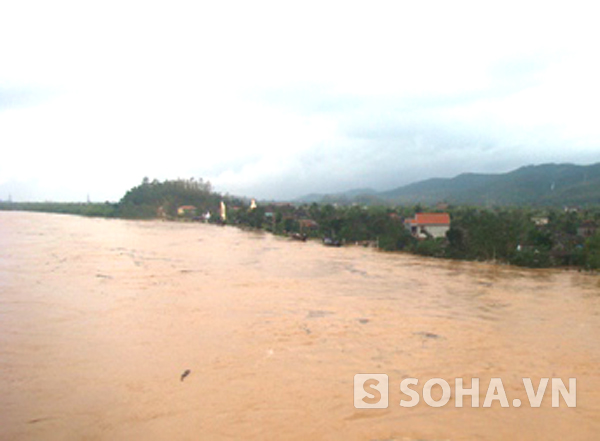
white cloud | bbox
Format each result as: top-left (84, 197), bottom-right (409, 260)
top-left (1, 1), bottom-right (600, 200)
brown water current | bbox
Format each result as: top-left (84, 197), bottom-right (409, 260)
top-left (1, 211), bottom-right (599, 440)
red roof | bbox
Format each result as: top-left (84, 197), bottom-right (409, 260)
top-left (413, 213), bottom-right (450, 225)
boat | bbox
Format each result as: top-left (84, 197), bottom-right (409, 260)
top-left (322, 237), bottom-right (342, 247)
top-left (290, 232), bottom-right (307, 242)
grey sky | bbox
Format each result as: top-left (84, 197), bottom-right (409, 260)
top-left (1, 1), bottom-right (599, 202)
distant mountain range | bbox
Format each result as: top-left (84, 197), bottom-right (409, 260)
top-left (296, 162), bottom-right (600, 207)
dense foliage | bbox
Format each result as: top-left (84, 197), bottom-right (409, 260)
top-left (0, 201), bottom-right (118, 217)
top-left (229, 203), bottom-right (600, 270)
top-left (3, 176), bottom-right (600, 271)
top-left (117, 177), bottom-right (222, 219)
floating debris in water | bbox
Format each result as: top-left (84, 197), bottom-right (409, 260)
top-left (371, 438), bottom-right (451, 441)
top-left (358, 318), bottom-right (370, 324)
top-left (180, 369), bottom-right (191, 381)
top-left (413, 332), bottom-right (441, 339)
top-left (306, 310), bottom-right (333, 319)
top-left (27, 417), bottom-right (55, 425)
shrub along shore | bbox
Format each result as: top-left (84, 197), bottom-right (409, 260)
top-left (2, 178), bottom-right (600, 270)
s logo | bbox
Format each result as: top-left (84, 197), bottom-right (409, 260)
top-left (354, 374), bottom-right (389, 408)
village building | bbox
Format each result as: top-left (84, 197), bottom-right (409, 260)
top-left (577, 220), bottom-right (597, 238)
top-left (531, 216), bottom-right (549, 226)
top-left (177, 205), bottom-right (197, 217)
top-left (388, 213), bottom-right (402, 221)
top-left (298, 219), bottom-right (319, 231)
top-left (404, 213), bottom-right (451, 239)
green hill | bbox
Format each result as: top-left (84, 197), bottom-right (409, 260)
top-left (381, 163), bottom-right (600, 206)
top-left (296, 163), bottom-right (600, 207)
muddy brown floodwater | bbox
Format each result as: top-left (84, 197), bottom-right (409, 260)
top-left (1, 211), bottom-right (599, 440)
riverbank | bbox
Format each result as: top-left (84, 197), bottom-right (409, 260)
top-left (2, 202), bottom-right (600, 273)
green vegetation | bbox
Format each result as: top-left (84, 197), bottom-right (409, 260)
top-left (300, 162), bottom-right (600, 207)
top-left (584, 232), bottom-right (600, 269)
top-left (228, 202), bottom-right (600, 270)
top-left (0, 201), bottom-right (119, 217)
top-left (118, 177), bottom-right (222, 219)
top-left (3, 176), bottom-right (600, 271)
top-left (256, 203), bottom-right (600, 269)
top-left (0, 177), bottom-right (225, 220)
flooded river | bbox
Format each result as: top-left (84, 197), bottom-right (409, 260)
top-left (1, 211), bottom-right (599, 440)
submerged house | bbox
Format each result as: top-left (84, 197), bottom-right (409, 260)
top-left (404, 213), bottom-right (451, 239)
top-left (298, 219), bottom-right (319, 231)
top-left (177, 205), bottom-right (197, 217)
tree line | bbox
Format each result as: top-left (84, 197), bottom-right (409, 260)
top-left (227, 202), bottom-right (600, 270)
top-left (2, 177), bottom-right (600, 270)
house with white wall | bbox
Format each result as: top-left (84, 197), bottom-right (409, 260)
top-left (404, 213), bottom-right (451, 239)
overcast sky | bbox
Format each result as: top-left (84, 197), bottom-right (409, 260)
top-left (1, 1), bottom-right (599, 202)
